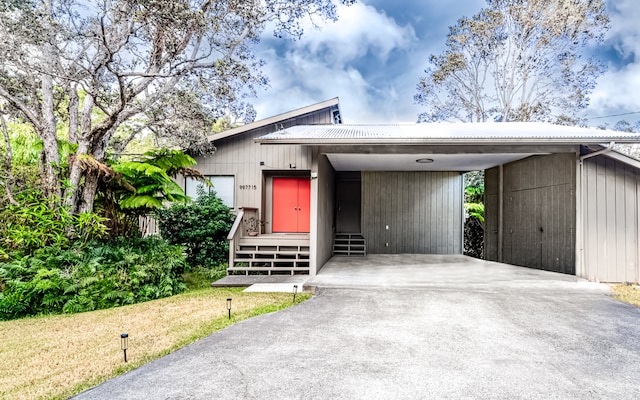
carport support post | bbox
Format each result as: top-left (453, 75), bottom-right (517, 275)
top-left (576, 153), bottom-right (584, 279)
top-left (498, 164), bottom-right (504, 263)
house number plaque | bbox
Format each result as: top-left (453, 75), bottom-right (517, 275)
top-left (239, 185), bottom-right (257, 190)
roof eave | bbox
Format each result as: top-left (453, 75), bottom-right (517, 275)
top-left (255, 138), bottom-right (640, 146)
top-left (206, 97), bottom-right (340, 142)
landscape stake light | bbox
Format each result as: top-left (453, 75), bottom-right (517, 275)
top-left (293, 285), bottom-right (298, 303)
top-left (120, 333), bottom-right (129, 362)
top-left (227, 298), bottom-right (232, 319)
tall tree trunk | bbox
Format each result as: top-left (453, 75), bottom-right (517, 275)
top-left (68, 84), bottom-right (79, 145)
top-left (0, 112), bottom-right (18, 205)
top-left (80, 125), bottom-right (117, 212)
top-left (40, 73), bottom-right (62, 201)
top-left (64, 139), bottom-right (91, 212)
top-left (78, 126), bottom-right (114, 213)
top-left (79, 169), bottom-right (99, 213)
top-left (64, 93), bottom-right (94, 213)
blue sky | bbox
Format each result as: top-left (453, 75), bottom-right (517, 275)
top-left (251, 0), bottom-right (640, 127)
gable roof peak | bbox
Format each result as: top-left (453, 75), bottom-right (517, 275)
top-left (207, 97), bottom-right (340, 142)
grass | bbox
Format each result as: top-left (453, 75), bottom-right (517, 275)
top-left (182, 266), bottom-right (227, 290)
top-left (611, 283), bottom-right (640, 307)
top-left (0, 287), bottom-right (311, 400)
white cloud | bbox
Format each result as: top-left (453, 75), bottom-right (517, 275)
top-left (254, 2), bottom-right (419, 123)
top-left (289, 2), bottom-right (416, 66)
top-left (587, 0), bottom-right (640, 123)
top-left (605, 0), bottom-right (640, 59)
top-left (590, 63), bottom-right (640, 116)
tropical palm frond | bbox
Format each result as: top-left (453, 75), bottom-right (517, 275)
top-left (113, 162), bottom-right (167, 179)
top-left (119, 195), bottom-right (163, 210)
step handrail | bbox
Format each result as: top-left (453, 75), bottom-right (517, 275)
top-left (227, 209), bottom-right (245, 240)
top-left (227, 209), bottom-right (245, 269)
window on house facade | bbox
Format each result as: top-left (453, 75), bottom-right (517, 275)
top-left (185, 175), bottom-right (235, 208)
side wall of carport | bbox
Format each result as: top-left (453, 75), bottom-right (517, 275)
top-left (485, 153), bottom-right (576, 274)
top-left (362, 171), bottom-right (463, 254)
top-left (581, 154), bottom-right (640, 283)
top-left (310, 152), bottom-right (336, 275)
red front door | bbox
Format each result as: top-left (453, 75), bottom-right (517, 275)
top-left (272, 177), bottom-right (310, 233)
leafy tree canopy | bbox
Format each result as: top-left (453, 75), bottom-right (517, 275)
top-left (415, 0), bottom-right (609, 124)
top-left (0, 0), bottom-right (355, 213)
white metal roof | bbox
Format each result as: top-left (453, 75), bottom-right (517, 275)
top-left (255, 122), bottom-right (640, 145)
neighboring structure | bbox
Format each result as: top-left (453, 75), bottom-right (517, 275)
top-left (185, 98), bottom-right (640, 283)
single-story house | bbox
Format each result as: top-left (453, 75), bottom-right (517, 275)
top-left (181, 98), bottom-right (640, 283)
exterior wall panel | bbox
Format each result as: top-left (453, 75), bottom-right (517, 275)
top-left (190, 109), bottom-right (331, 213)
top-left (185, 106), bottom-right (335, 274)
top-left (362, 171), bottom-right (463, 254)
top-left (484, 168), bottom-right (499, 261)
top-left (583, 155), bottom-right (640, 283)
top-left (486, 154), bottom-right (576, 274)
top-left (314, 153), bottom-right (336, 274)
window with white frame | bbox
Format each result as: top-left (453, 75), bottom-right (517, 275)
top-left (185, 175), bottom-right (235, 208)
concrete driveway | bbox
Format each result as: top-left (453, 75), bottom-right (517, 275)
top-left (73, 256), bottom-right (640, 399)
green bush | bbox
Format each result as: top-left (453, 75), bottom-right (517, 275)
top-left (463, 183), bottom-right (484, 259)
top-left (155, 191), bottom-right (234, 268)
top-left (0, 236), bottom-right (187, 320)
top-left (0, 189), bottom-right (108, 254)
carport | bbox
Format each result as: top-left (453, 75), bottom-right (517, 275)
top-left (256, 122), bottom-right (640, 282)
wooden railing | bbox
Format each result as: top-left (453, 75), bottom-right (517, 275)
top-left (226, 207), bottom-right (260, 268)
top-left (227, 209), bottom-right (245, 268)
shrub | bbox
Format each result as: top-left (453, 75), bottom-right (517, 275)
top-left (463, 183), bottom-right (484, 259)
top-left (0, 189), bottom-right (108, 254)
top-left (155, 191), bottom-right (234, 268)
top-left (0, 236), bottom-right (187, 320)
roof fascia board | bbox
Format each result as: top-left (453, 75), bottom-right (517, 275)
top-left (207, 97), bottom-right (339, 142)
top-left (602, 150), bottom-right (640, 170)
top-left (314, 144), bottom-right (579, 155)
top-left (255, 138), bottom-right (639, 145)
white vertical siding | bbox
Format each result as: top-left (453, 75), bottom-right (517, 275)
top-left (583, 155), bottom-right (640, 283)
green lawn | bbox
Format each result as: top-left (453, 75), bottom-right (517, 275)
top-left (0, 287), bottom-right (310, 400)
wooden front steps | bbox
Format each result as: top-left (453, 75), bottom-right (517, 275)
top-left (228, 235), bottom-right (310, 276)
top-left (333, 233), bottom-right (366, 256)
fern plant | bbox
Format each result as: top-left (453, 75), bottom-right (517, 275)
top-left (99, 149), bottom-right (206, 236)
top-left (0, 237), bottom-right (187, 320)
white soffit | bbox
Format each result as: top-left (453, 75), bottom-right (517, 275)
top-left (326, 153), bottom-right (540, 171)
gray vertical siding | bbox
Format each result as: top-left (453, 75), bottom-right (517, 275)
top-left (361, 171), bottom-right (463, 254)
top-left (484, 168), bottom-right (499, 261)
top-left (191, 109), bottom-right (332, 213)
top-left (485, 153), bottom-right (576, 274)
top-left (314, 153), bottom-right (336, 274)
top-left (194, 134), bottom-right (312, 211)
top-left (582, 155), bottom-right (640, 283)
